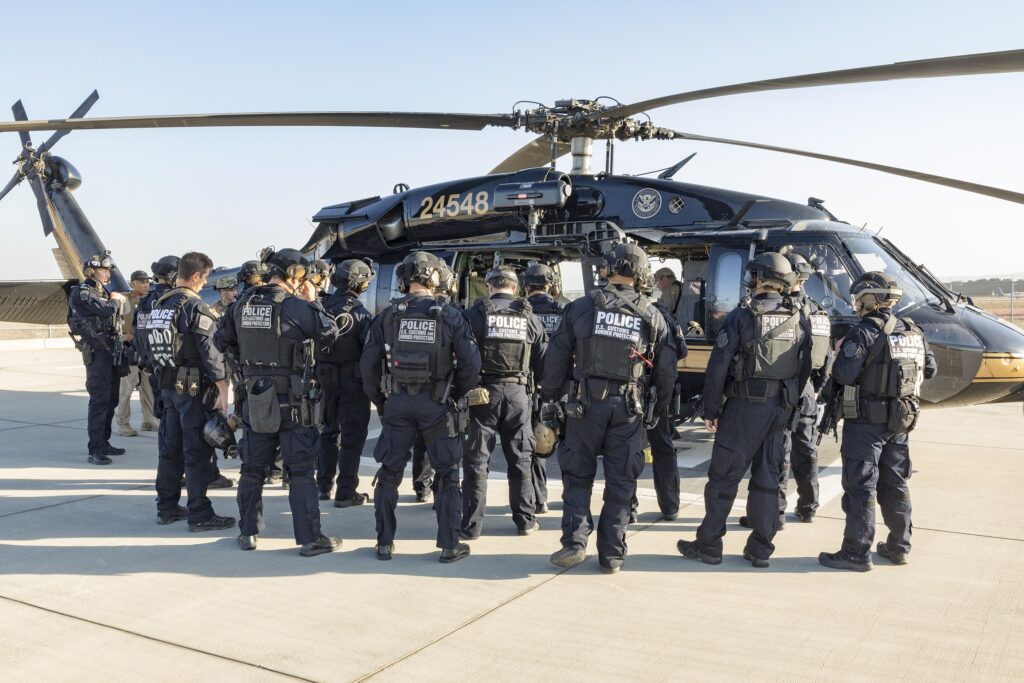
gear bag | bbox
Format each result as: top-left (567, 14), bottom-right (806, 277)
top-left (476, 297), bottom-right (532, 378)
top-left (247, 376), bottom-right (282, 433)
top-left (576, 289), bottom-right (654, 384)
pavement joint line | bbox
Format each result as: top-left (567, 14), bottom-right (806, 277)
top-left (814, 514), bottom-right (1024, 543)
top-left (913, 439), bottom-right (1024, 452)
top-left (0, 484), bottom-right (152, 520)
top-left (0, 593), bottom-right (318, 683)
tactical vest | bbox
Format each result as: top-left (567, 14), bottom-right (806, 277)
top-left (233, 287), bottom-right (301, 376)
top-left (141, 289), bottom-right (199, 369)
top-left (738, 297), bottom-right (802, 381)
top-left (386, 297), bottom-right (453, 391)
top-left (67, 283), bottom-right (114, 347)
top-left (317, 298), bottom-right (361, 365)
top-left (475, 297), bottom-right (532, 379)
top-left (858, 315), bottom-right (926, 399)
top-left (530, 296), bottom-right (564, 336)
top-left (799, 298), bottom-right (832, 371)
top-left (575, 289), bottom-right (655, 384)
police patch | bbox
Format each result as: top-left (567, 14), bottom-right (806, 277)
top-left (537, 313), bottom-right (561, 335)
top-left (716, 330), bottom-right (729, 348)
top-left (486, 313), bottom-right (528, 341)
top-left (241, 304), bottom-right (273, 329)
top-left (197, 315), bottom-right (213, 332)
top-left (398, 318), bottom-right (436, 343)
top-left (631, 188), bottom-right (662, 219)
top-left (593, 310), bottom-right (642, 343)
top-left (842, 340), bottom-right (863, 358)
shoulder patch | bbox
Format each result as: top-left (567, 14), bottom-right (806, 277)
top-left (197, 315), bottom-right (214, 332)
top-left (716, 330), bottom-right (730, 349)
top-left (842, 340), bottom-right (863, 358)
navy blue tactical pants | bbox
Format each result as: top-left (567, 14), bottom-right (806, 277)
top-left (237, 397), bottom-right (322, 545)
top-left (776, 387), bottom-right (820, 516)
top-left (840, 420), bottom-right (912, 560)
top-left (463, 383), bottom-right (536, 535)
top-left (696, 396), bottom-right (790, 560)
top-left (318, 375), bottom-right (372, 500)
top-left (646, 410), bottom-right (680, 516)
top-left (372, 392), bottom-right (463, 549)
top-left (412, 435), bottom-right (435, 496)
top-left (558, 396), bottom-right (644, 564)
top-left (85, 348), bottom-right (120, 451)
top-left (532, 453), bottom-right (549, 509)
top-left (155, 389), bottom-right (215, 524)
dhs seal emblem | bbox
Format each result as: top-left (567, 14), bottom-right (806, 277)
top-left (632, 188), bottom-right (662, 219)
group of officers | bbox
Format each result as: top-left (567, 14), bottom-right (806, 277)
top-left (67, 239), bottom-right (934, 571)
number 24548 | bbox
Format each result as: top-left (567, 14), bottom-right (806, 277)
top-left (418, 191), bottom-right (489, 219)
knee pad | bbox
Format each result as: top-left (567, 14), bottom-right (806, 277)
top-left (373, 465), bottom-right (402, 490)
top-left (289, 466), bottom-right (316, 483)
top-left (241, 465), bottom-right (269, 479)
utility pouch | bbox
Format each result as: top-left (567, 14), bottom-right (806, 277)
top-left (456, 398), bottom-right (470, 434)
top-left (889, 359), bottom-right (919, 398)
top-left (466, 387), bottom-right (491, 407)
top-left (627, 384), bottom-right (643, 416)
top-left (201, 381), bottom-right (218, 410)
top-left (391, 351), bottom-right (432, 386)
top-left (174, 367), bottom-right (189, 396)
top-left (81, 345), bottom-right (94, 366)
top-left (247, 377), bottom-right (282, 434)
top-left (782, 378), bottom-right (800, 408)
top-left (863, 399), bottom-right (889, 424)
top-left (841, 385), bottom-right (860, 419)
top-left (887, 396), bottom-right (919, 434)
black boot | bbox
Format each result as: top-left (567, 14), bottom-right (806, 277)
top-left (157, 505), bottom-right (187, 525)
top-left (300, 535), bottom-right (343, 557)
top-left (188, 514), bottom-right (236, 533)
top-left (439, 542), bottom-right (471, 563)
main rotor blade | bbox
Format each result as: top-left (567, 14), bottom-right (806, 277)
top-left (597, 49), bottom-right (1024, 120)
top-left (490, 135), bottom-right (571, 174)
top-left (667, 130), bottom-right (1024, 205)
top-left (0, 171), bottom-right (23, 202)
top-left (37, 90), bottom-right (100, 155)
top-left (0, 111), bottom-right (515, 134)
top-left (11, 100), bottom-right (31, 148)
top-left (26, 174), bottom-right (56, 236)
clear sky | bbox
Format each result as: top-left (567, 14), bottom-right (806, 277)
top-left (1, 0), bottom-right (1023, 280)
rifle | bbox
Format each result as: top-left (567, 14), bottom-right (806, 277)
top-left (299, 339), bottom-right (323, 428)
top-left (643, 384), bottom-right (659, 429)
top-left (111, 300), bottom-right (129, 371)
top-left (816, 379), bottom-right (842, 445)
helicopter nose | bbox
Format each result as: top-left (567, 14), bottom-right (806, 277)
top-left (938, 306), bottom-right (1024, 407)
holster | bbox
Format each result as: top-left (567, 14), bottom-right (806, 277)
top-left (565, 380), bottom-right (587, 419)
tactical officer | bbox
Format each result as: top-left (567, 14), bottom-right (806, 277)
top-left (523, 262), bottom-right (564, 513)
top-left (316, 259), bottom-right (375, 506)
top-left (115, 270), bottom-right (159, 437)
top-left (360, 251), bottom-right (482, 563)
top-left (541, 243), bottom-right (677, 574)
top-left (678, 252), bottom-right (811, 569)
top-left (461, 265), bottom-right (548, 538)
top-left (68, 252), bottom-right (128, 465)
top-left (819, 272), bottom-right (936, 571)
top-left (639, 270), bottom-right (689, 522)
top-left (216, 248), bottom-right (343, 556)
top-left (140, 252), bottom-right (235, 531)
top-left (209, 275), bottom-right (238, 319)
top-left (308, 260), bottom-right (333, 299)
top-left (406, 260), bottom-right (462, 504)
top-left (136, 255), bottom-right (180, 421)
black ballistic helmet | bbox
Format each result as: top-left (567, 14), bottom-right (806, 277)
top-left (84, 251), bottom-right (114, 272)
top-left (850, 271), bottom-right (902, 304)
top-left (151, 255), bottom-right (180, 282)
top-left (238, 260), bottom-right (267, 284)
top-left (523, 262), bottom-right (557, 289)
top-left (202, 412), bottom-right (238, 451)
top-left (485, 264), bottom-right (519, 290)
top-left (604, 243), bottom-right (650, 279)
top-left (261, 248), bottom-right (309, 280)
top-left (437, 261), bottom-right (458, 296)
top-left (746, 252), bottom-right (795, 291)
top-left (331, 259), bottom-right (374, 293)
top-left (308, 259), bottom-right (334, 287)
top-left (786, 252), bottom-right (812, 284)
top-left (396, 251), bottom-right (441, 291)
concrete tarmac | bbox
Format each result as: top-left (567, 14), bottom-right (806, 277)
top-left (1, 348), bottom-right (1022, 681)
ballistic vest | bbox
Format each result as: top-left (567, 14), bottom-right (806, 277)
top-left (858, 315), bottom-right (926, 399)
top-left (474, 296), bottom-right (532, 379)
top-left (142, 288), bottom-right (201, 369)
top-left (317, 297), bottom-right (361, 365)
top-left (67, 280), bottom-right (115, 348)
top-left (387, 297), bottom-right (453, 389)
top-left (575, 288), bottom-right (655, 384)
top-left (792, 294), bottom-right (831, 371)
top-left (233, 286), bottom-right (301, 376)
top-left (733, 297), bottom-right (802, 382)
top-left (529, 294), bottom-right (564, 336)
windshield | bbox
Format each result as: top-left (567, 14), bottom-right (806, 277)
top-left (842, 236), bottom-right (941, 314)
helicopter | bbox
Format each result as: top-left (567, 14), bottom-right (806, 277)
top-left (1, 49), bottom-right (1023, 410)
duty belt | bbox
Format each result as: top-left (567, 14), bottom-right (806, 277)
top-left (584, 377), bottom-right (637, 399)
top-left (725, 378), bottom-right (783, 401)
top-left (479, 374), bottom-right (529, 385)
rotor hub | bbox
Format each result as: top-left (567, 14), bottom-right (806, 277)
top-left (515, 99), bottom-right (679, 142)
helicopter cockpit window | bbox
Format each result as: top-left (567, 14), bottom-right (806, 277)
top-left (842, 236), bottom-right (940, 314)
top-left (556, 260), bottom-right (586, 302)
top-left (707, 249), bottom-right (745, 333)
top-left (788, 244), bottom-right (855, 317)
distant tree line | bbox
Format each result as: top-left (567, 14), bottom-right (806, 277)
top-left (945, 278), bottom-right (1019, 297)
